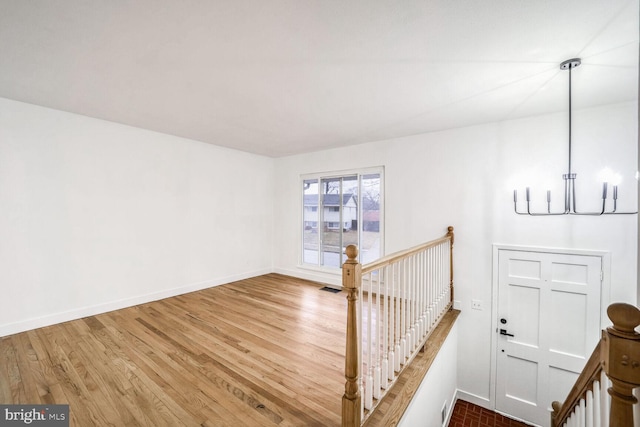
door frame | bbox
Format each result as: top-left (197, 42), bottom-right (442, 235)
top-left (489, 244), bottom-right (611, 418)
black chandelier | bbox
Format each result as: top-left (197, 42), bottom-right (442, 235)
top-left (513, 58), bottom-right (637, 216)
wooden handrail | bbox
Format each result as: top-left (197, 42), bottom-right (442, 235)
top-left (361, 235), bottom-right (451, 274)
top-left (551, 303), bottom-right (640, 427)
top-left (550, 338), bottom-right (604, 427)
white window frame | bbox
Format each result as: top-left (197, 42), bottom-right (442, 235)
top-left (300, 166), bottom-right (384, 270)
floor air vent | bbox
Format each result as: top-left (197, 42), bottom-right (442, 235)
top-left (320, 286), bottom-right (341, 293)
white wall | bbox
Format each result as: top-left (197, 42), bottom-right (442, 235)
top-left (273, 102), bottom-right (637, 405)
top-left (399, 320), bottom-right (458, 427)
top-left (0, 97), bottom-right (274, 336)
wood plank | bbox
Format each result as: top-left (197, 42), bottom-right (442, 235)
top-left (2, 336), bottom-right (27, 403)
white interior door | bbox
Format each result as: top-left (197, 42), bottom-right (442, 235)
top-left (495, 249), bottom-right (602, 427)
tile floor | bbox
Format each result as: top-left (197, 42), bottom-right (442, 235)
top-left (448, 400), bottom-right (533, 427)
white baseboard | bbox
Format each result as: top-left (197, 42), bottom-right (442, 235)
top-left (454, 389), bottom-right (492, 411)
top-left (443, 387), bottom-right (459, 427)
top-left (0, 268), bottom-right (272, 337)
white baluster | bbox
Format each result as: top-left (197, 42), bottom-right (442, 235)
top-left (634, 387), bottom-right (640, 427)
top-left (373, 269), bottom-right (381, 400)
top-left (440, 242), bottom-right (445, 309)
top-left (600, 371), bottom-right (609, 427)
top-left (373, 365), bottom-right (380, 400)
top-left (419, 250), bottom-right (426, 340)
top-left (399, 258), bottom-right (406, 365)
top-left (415, 253), bottom-right (420, 346)
top-left (384, 265), bottom-right (394, 382)
top-left (425, 247), bottom-right (430, 330)
top-left (593, 380), bottom-right (601, 427)
top-left (381, 267), bottom-right (389, 384)
top-left (381, 358), bottom-right (388, 389)
top-left (394, 261), bottom-right (401, 372)
top-left (364, 273), bottom-right (372, 408)
top-left (420, 249), bottom-right (425, 331)
top-left (364, 371), bottom-right (373, 410)
top-left (432, 246), bottom-right (436, 324)
top-left (436, 244), bottom-right (441, 323)
top-left (586, 389), bottom-right (593, 427)
top-left (409, 255), bottom-right (415, 351)
top-left (357, 277), bottom-right (363, 417)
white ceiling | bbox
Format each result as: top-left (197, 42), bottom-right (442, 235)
top-left (0, 1), bottom-right (637, 157)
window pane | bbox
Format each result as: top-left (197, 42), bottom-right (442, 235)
top-left (321, 178), bottom-right (341, 267)
top-left (341, 176), bottom-right (359, 264)
top-left (360, 173), bottom-right (381, 264)
top-left (303, 179), bottom-right (319, 264)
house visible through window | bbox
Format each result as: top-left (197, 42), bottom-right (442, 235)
top-left (302, 168), bottom-right (383, 268)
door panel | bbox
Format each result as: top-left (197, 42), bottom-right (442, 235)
top-left (507, 284), bottom-right (540, 347)
top-left (505, 355), bottom-right (538, 405)
top-left (509, 258), bottom-right (542, 280)
top-left (496, 250), bottom-right (601, 427)
top-left (548, 291), bottom-right (587, 357)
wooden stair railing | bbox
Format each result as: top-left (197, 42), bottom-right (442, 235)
top-left (342, 226), bottom-right (455, 427)
top-left (551, 303), bottom-right (640, 427)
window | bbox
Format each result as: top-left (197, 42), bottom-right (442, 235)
top-left (302, 168), bottom-right (383, 268)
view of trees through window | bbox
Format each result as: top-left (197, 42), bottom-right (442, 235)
top-left (302, 171), bottom-right (382, 267)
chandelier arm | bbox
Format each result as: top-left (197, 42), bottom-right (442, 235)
top-left (569, 176), bottom-right (606, 215)
top-left (513, 199), bottom-right (571, 215)
top-left (602, 210), bottom-right (639, 215)
top-left (526, 211), bottom-right (572, 216)
top-left (604, 189), bottom-right (639, 214)
top-left (513, 203), bottom-right (569, 215)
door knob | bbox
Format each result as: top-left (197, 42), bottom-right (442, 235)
top-left (499, 329), bottom-right (514, 337)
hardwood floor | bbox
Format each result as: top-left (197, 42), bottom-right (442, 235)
top-left (0, 274), bottom-right (347, 426)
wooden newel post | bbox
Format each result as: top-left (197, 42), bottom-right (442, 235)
top-left (446, 226), bottom-right (454, 306)
top-left (342, 245), bottom-right (362, 427)
top-left (603, 303), bottom-right (640, 427)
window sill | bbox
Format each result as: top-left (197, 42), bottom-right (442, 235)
top-left (296, 264), bottom-right (342, 276)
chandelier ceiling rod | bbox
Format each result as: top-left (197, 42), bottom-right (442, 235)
top-left (513, 58), bottom-right (637, 216)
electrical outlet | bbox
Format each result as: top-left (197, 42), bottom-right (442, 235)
top-left (472, 299), bottom-right (483, 310)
